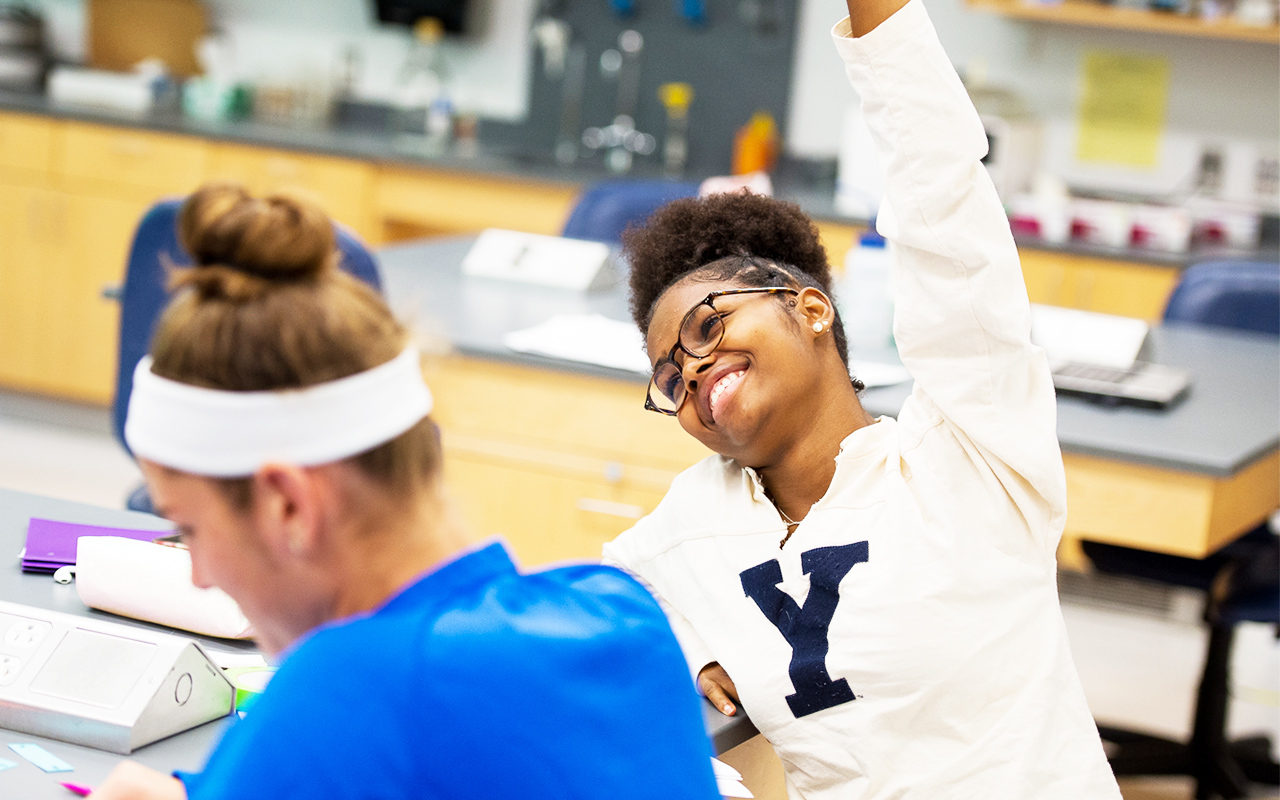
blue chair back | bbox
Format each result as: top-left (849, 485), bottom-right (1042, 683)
top-left (1163, 260), bottom-right (1280, 336)
top-left (111, 198), bottom-right (384, 452)
top-left (562, 180), bottom-right (700, 245)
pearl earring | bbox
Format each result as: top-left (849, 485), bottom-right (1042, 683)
top-left (813, 321), bottom-right (825, 333)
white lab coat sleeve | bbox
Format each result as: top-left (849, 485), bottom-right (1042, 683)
top-left (832, 1), bottom-right (1067, 557)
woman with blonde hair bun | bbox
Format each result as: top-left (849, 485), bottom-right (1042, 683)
top-left (92, 183), bottom-right (720, 800)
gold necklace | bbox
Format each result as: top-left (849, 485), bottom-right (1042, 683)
top-left (765, 489), bottom-right (802, 549)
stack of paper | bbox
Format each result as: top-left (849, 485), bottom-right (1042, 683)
top-left (20, 519), bottom-right (164, 574)
top-left (503, 314), bottom-right (651, 374)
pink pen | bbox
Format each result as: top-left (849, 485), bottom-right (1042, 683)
top-left (60, 782), bottom-right (94, 797)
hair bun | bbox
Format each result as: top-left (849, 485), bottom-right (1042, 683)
top-left (176, 182), bottom-right (336, 297)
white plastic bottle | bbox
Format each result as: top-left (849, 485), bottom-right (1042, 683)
top-left (839, 229), bottom-right (895, 354)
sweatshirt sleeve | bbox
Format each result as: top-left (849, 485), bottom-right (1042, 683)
top-left (602, 537), bottom-right (717, 684)
top-left (832, 0), bottom-right (1067, 554)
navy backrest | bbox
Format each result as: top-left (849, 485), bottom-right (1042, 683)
top-left (1163, 260), bottom-right (1280, 336)
top-left (111, 198), bottom-right (384, 451)
top-left (562, 180), bottom-right (700, 245)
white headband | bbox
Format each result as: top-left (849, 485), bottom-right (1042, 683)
top-left (124, 346), bottom-right (434, 477)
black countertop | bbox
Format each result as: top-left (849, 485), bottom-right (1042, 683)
top-left (383, 235), bottom-right (1280, 477)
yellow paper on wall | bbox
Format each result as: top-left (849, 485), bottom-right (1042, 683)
top-left (1075, 51), bottom-right (1170, 168)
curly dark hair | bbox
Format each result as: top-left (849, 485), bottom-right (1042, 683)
top-left (623, 191), bottom-right (860, 387)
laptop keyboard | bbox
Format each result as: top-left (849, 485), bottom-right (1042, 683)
top-left (1053, 363), bottom-right (1135, 383)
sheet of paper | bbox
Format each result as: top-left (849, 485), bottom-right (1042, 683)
top-left (850, 360), bottom-right (912, 388)
top-left (8, 742), bottom-right (74, 773)
top-left (462, 229), bottom-right (615, 291)
top-left (711, 757), bottom-right (753, 798)
top-left (1030, 304), bottom-right (1150, 370)
top-left (503, 314), bottom-right (651, 375)
top-left (1075, 50), bottom-right (1169, 168)
top-left (0, 757), bottom-right (16, 772)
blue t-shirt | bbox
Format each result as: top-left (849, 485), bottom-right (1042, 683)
top-left (180, 543), bottom-right (720, 799)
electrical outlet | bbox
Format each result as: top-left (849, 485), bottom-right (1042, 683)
top-left (1255, 156), bottom-right (1279, 203)
top-left (1195, 146), bottom-right (1224, 196)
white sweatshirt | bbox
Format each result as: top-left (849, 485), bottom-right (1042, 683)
top-left (602, 4), bottom-right (1123, 799)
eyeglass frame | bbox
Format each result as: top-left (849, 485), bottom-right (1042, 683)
top-left (644, 286), bottom-right (800, 415)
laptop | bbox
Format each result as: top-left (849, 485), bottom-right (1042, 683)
top-left (1050, 360), bottom-right (1192, 409)
top-left (1030, 304), bottom-right (1193, 409)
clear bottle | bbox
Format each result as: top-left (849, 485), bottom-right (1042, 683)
top-left (839, 229), bottom-right (895, 354)
top-left (393, 17), bottom-right (452, 154)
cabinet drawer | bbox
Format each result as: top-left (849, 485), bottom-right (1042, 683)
top-left (208, 144), bottom-right (377, 241)
top-left (426, 356), bottom-right (710, 472)
top-left (444, 448), bottom-right (670, 567)
top-left (377, 166), bottom-right (578, 236)
top-left (59, 123), bottom-right (208, 196)
top-left (816, 221), bottom-right (863, 271)
top-left (0, 113), bottom-right (55, 178)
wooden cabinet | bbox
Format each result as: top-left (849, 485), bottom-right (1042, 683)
top-left (814, 221), bottom-right (862, 271)
top-left (377, 166), bottom-right (579, 241)
top-left (0, 107), bottom-right (1191, 406)
top-left (207, 144), bottom-right (379, 244)
top-left (0, 185), bottom-right (154, 402)
top-left (58, 123), bottom-right (208, 198)
top-left (966, 0), bottom-right (1279, 43)
top-left (0, 113), bottom-right (55, 178)
top-left (0, 115), bottom-right (61, 395)
top-left (1019, 248), bottom-right (1181, 322)
top-left (0, 117), bottom-right (209, 403)
top-left (0, 184), bottom-right (59, 390)
top-left (426, 356), bottom-right (711, 567)
top-left (52, 191), bottom-right (154, 401)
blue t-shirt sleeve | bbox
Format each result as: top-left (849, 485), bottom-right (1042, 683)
top-left (414, 566), bottom-right (721, 800)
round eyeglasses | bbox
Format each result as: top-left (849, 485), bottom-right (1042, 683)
top-left (645, 287), bottom-right (798, 415)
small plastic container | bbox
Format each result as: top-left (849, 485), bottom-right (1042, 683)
top-left (732, 111), bottom-right (779, 175)
top-left (840, 229), bottom-right (895, 353)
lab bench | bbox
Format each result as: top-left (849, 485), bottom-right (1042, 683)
top-left (381, 236), bottom-right (1278, 574)
top-left (0, 97), bottom-right (1269, 405)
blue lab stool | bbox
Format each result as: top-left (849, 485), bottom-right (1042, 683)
top-left (562, 180), bottom-right (699, 245)
top-left (110, 198), bottom-right (383, 513)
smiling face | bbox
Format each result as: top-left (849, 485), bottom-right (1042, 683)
top-left (646, 275), bottom-right (835, 467)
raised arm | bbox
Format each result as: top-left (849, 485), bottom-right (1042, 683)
top-left (833, 1), bottom-right (1066, 546)
top-left (845, 0), bottom-right (910, 36)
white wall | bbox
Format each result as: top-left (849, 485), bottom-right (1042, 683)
top-left (787, 0), bottom-right (1280, 198)
top-left (27, 0), bottom-right (536, 121)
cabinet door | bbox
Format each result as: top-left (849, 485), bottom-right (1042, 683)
top-left (207, 145), bottom-right (378, 243)
top-left (1019, 249), bottom-right (1180, 322)
top-left (0, 113), bottom-right (55, 181)
top-left (443, 449), bottom-right (670, 567)
top-left (0, 183), bottom-right (60, 388)
top-left (47, 192), bottom-right (150, 403)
